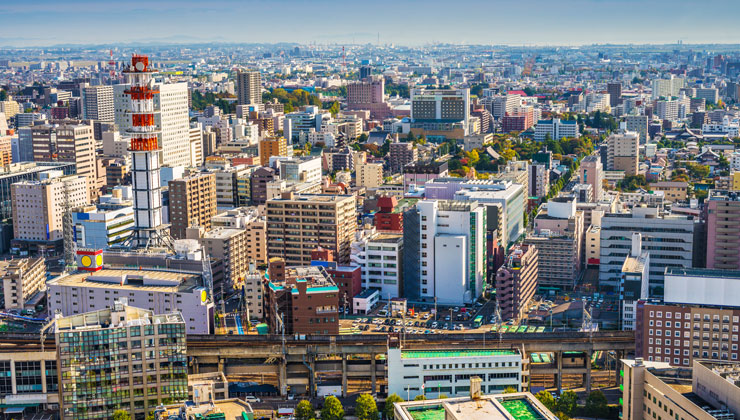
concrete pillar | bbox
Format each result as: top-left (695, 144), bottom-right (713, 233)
top-left (342, 354), bottom-right (348, 398)
top-left (217, 357), bottom-right (224, 375)
top-left (309, 358), bottom-right (316, 398)
top-left (556, 351), bottom-right (563, 393)
top-left (193, 357), bottom-right (200, 374)
top-left (585, 350), bottom-right (592, 393)
top-left (371, 354), bottom-right (377, 394)
top-left (615, 351), bottom-right (623, 386)
top-left (279, 358), bottom-right (287, 397)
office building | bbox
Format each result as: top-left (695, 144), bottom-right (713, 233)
top-left (48, 252), bottom-right (213, 334)
top-left (696, 87), bottom-right (719, 104)
top-left (625, 115), bottom-right (649, 144)
top-left (357, 162), bottom-right (384, 188)
top-left (388, 348), bottom-right (524, 399)
top-left (410, 88), bottom-right (471, 139)
top-left (579, 155), bottom-right (604, 202)
top-left (115, 81), bottom-right (192, 167)
top-left (72, 198), bottom-right (135, 249)
top-left (415, 200), bottom-right (486, 305)
top-left (394, 392), bottom-right (556, 420)
top-left (649, 182), bottom-right (688, 202)
top-left (606, 131), bottom-right (639, 176)
top-left (623, 358), bottom-right (740, 420)
top-left (502, 107), bottom-right (535, 133)
top-left (524, 198), bottom-right (584, 289)
top-left (0, 349), bottom-right (58, 412)
top-left (607, 82), bottom-right (622, 107)
top-left (263, 260), bottom-right (339, 335)
top-left (495, 244), bottom-right (538, 321)
top-left (534, 118), bottom-right (579, 141)
top-left (31, 120), bottom-right (98, 200)
top-left (11, 174), bottom-right (89, 244)
top-left (403, 160), bottom-right (449, 192)
top-left (706, 190), bottom-right (740, 270)
top-left (259, 136), bottom-right (288, 166)
top-left (1, 257), bottom-right (46, 310)
top-left (189, 123), bottom-right (204, 167)
top-left (266, 193), bottom-right (357, 265)
top-left (350, 227), bottom-right (404, 298)
top-left (81, 85), bottom-right (115, 123)
top-left (620, 233), bottom-right (650, 330)
top-left (285, 106), bottom-right (330, 141)
top-left (490, 94), bottom-right (522, 119)
top-left (56, 301), bottom-right (188, 420)
top-left (0, 162), bottom-right (75, 220)
top-left (599, 206), bottom-right (695, 296)
top-left (274, 155), bottom-right (322, 184)
top-left (389, 142), bottom-right (418, 174)
top-left (168, 172), bottom-right (217, 239)
top-left (236, 70), bottom-right (261, 105)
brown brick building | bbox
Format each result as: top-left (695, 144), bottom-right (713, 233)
top-left (263, 259), bottom-right (339, 335)
top-left (168, 172), bottom-right (217, 239)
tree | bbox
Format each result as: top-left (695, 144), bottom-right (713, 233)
top-left (355, 394), bottom-right (379, 420)
top-left (296, 400), bottom-right (315, 420)
top-left (557, 390), bottom-right (578, 417)
top-left (112, 410), bottom-right (131, 420)
top-left (384, 394), bottom-right (404, 420)
top-left (320, 396), bottom-right (344, 420)
top-left (414, 395), bottom-right (427, 401)
top-left (0, 90), bottom-right (7, 101)
top-left (329, 101), bottom-right (340, 117)
top-left (585, 390), bottom-right (609, 419)
top-left (503, 386), bottom-right (518, 394)
top-left (535, 391), bottom-right (557, 412)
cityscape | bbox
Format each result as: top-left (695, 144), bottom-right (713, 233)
top-left (2, 2), bottom-right (740, 419)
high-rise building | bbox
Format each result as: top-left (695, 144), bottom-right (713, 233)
top-left (599, 206), bottom-right (695, 296)
top-left (115, 81), bottom-right (192, 167)
top-left (705, 190), bottom-right (740, 270)
top-left (527, 163), bottom-right (549, 198)
top-left (607, 82), bottom-right (622, 107)
top-left (82, 85), bottom-right (115, 122)
top-left (249, 166), bottom-right (276, 205)
top-left (31, 120), bottom-right (98, 200)
top-left (624, 115), bottom-right (649, 144)
top-left (189, 122), bottom-right (204, 167)
top-left (652, 75), bottom-right (686, 99)
top-left (1, 257), bottom-right (46, 310)
top-left (55, 300), bottom-right (188, 420)
top-left (168, 172), bottom-right (217, 239)
top-left (72, 194), bottom-right (135, 249)
top-left (606, 131), bottom-right (639, 176)
top-left (236, 70), bottom-right (262, 105)
top-left (524, 198), bottom-right (584, 289)
top-left (579, 155), bottom-right (604, 202)
top-left (201, 222), bottom-right (267, 289)
top-left (346, 76), bottom-right (392, 119)
top-left (11, 174), bottom-right (89, 243)
top-left (410, 88), bottom-right (471, 138)
top-left (415, 200), bottom-right (486, 305)
top-left (495, 244), bottom-right (538, 321)
top-left (266, 193), bottom-right (357, 265)
top-left (350, 227), bottom-right (404, 298)
top-left (259, 136), bottom-right (288, 166)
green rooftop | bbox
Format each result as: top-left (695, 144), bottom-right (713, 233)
top-left (500, 398), bottom-right (546, 420)
top-left (401, 349), bottom-right (518, 359)
top-left (407, 406), bottom-right (445, 420)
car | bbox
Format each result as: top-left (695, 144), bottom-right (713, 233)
top-left (453, 307), bottom-right (459, 312)
top-left (424, 330), bottom-right (431, 334)
top-left (431, 322), bottom-right (438, 329)
top-left (287, 394), bottom-right (295, 401)
top-left (414, 321), bottom-right (420, 327)
top-left (244, 396), bottom-right (261, 403)
top-left (444, 315), bottom-right (451, 321)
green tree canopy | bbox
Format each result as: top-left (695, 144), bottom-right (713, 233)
top-left (355, 394), bottom-right (379, 420)
top-left (557, 390), bottom-right (578, 417)
top-left (585, 390), bottom-right (609, 419)
top-left (534, 391), bottom-right (556, 412)
top-left (503, 386), bottom-right (518, 394)
top-left (112, 410), bottom-right (131, 420)
top-left (414, 395), bottom-right (427, 401)
top-left (321, 396), bottom-right (345, 420)
top-left (296, 400), bottom-right (315, 420)
top-left (384, 394), bottom-right (404, 420)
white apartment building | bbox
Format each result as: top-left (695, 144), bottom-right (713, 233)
top-left (534, 118), bottom-right (579, 141)
top-left (417, 200), bottom-right (486, 305)
top-left (528, 163), bottom-right (549, 198)
top-left (388, 348), bottom-right (523, 399)
top-left (703, 116), bottom-right (740, 139)
top-left (350, 227), bottom-right (403, 298)
top-left (114, 81), bottom-right (193, 167)
top-left (270, 156), bottom-right (322, 185)
top-left (652, 76), bottom-right (686, 99)
top-left (189, 123), bottom-right (204, 167)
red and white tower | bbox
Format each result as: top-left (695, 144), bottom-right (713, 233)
top-left (123, 55), bottom-right (170, 249)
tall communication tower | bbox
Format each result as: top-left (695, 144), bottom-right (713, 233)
top-left (108, 50), bottom-right (116, 80)
top-left (61, 181), bottom-right (76, 270)
top-left (122, 55), bottom-right (172, 251)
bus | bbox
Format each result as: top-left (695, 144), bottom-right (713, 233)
top-left (473, 315), bottom-right (483, 328)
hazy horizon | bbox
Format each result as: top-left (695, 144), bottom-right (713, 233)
top-left (1, 0), bottom-right (740, 48)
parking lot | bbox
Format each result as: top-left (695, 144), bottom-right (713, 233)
top-left (340, 300), bottom-right (499, 335)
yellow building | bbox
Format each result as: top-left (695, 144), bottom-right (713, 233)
top-left (259, 136), bottom-right (288, 166)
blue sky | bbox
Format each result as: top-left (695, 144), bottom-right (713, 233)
top-left (1, 0), bottom-right (739, 47)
